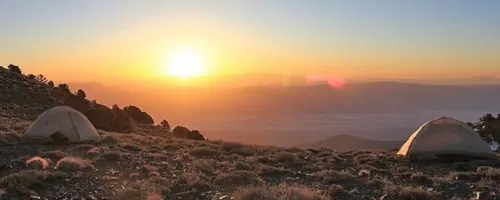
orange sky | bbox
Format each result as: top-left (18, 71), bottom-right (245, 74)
top-left (1, 1), bottom-right (499, 86)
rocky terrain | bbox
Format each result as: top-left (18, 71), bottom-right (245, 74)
top-left (0, 66), bottom-right (59, 120)
top-left (1, 65), bottom-right (500, 200)
top-left (1, 117), bottom-right (500, 200)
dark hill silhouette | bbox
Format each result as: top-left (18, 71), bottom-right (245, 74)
top-left (300, 134), bottom-right (403, 151)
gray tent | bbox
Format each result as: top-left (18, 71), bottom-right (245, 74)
top-left (398, 117), bottom-right (496, 160)
top-left (24, 106), bottom-right (100, 142)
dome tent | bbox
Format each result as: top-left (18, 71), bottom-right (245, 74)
top-left (398, 117), bottom-right (496, 160)
top-left (24, 106), bottom-right (100, 142)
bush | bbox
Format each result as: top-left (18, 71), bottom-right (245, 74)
top-left (324, 184), bottom-right (351, 199)
top-left (0, 170), bottom-right (66, 194)
top-left (173, 126), bottom-right (205, 140)
top-left (233, 185), bottom-right (327, 200)
top-left (123, 105), bottom-right (154, 124)
top-left (190, 147), bottom-right (220, 158)
top-left (383, 186), bottom-right (440, 200)
top-left (100, 151), bottom-right (122, 161)
top-left (7, 64), bottom-right (22, 74)
top-left (120, 142), bottom-right (142, 152)
top-left (409, 172), bottom-right (433, 185)
top-left (214, 170), bottom-right (263, 188)
top-left (476, 166), bottom-right (500, 179)
top-left (101, 135), bottom-right (119, 145)
top-left (55, 157), bottom-right (94, 172)
top-left (25, 156), bottom-right (50, 169)
top-left (314, 170), bottom-right (357, 185)
top-left (222, 141), bottom-right (244, 151)
top-left (230, 147), bottom-right (257, 156)
top-left (447, 172), bottom-right (481, 181)
top-left (273, 152), bottom-right (305, 166)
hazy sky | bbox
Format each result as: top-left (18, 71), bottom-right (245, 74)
top-left (1, 0), bottom-right (499, 84)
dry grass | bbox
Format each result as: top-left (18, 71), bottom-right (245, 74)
top-left (234, 185), bottom-right (327, 200)
top-left (25, 156), bottom-right (50, 169)
top-left (383, 185), bottom-right (441, 200)
top-left (0, 170), bottom-right (66, 194)
top-left (101, 135), bottom-right (119, 145)
top-left (120, 142), bottom-right (143, 151)
top-left (214, 170), bottom-right (263, 189)
top-left (55, 156), bottom-right (94, 172)
top-left (100, 150), bottom-right (122, 161)
top-left (314, 170), bottom-right (357, 185)
top-left (409, 172), bottom-right (434, 185)
top-left (190, 146), bottom-right (220, 158)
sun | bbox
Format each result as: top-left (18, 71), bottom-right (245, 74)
top-left (163, 46), bottom-right (206, 78)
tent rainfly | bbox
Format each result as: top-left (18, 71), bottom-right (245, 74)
top-left (24, 106), bottom-right (100, 142)
top-left (397, 117), bottom-right (496, 160)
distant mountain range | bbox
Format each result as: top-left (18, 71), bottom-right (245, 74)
top-left (68, 81), bottom-right (500, 146)
top-left (300, 134), bottom-right (403, 152)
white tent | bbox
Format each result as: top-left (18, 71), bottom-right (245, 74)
top-left (398, 117), bottom-right (496, 160)
top-left (24, 106), bottom-right (100, 142)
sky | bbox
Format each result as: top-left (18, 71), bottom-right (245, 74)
top-left (1, 0), bottom-right (499, 85)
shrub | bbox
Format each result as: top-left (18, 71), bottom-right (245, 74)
top-left (214, 170), bottom-right (263, 188)
top-left (25, 156), bottom-right (50, 170)
top-left (324, 184), bottom-right (351, 199)
top-left (256, 164), bottom-right (293, 177)
top-left (314, 170), bottom-right (357, 185)
top-left (120, 142), bottom-right (142, 152)
top-left (100, 151), bottom-right (122, 161)
top-left (101, 135), bottom-right (119, 145)
top-left (87, 147), bottom-right (106, 156)
top-left (140, 165), bottom-right (158, 173)
top-left (476, 166), bottom-right (500, 179)
top-left (163, 143), bottom-right (181, 152)
top-left (173, 126), bottom-right (205, 140)
top-left (123, 105), bottom-right (154, 124)
top-left (234, 162), bottom-right (252, 170)
top-left (0, 170), bottom-right (66, 194)
top-left (447, 172), bottom-right (481, 182)
top-left (233, 185), bottom-right (326, 200)
top-left (7, 64), bottom-right (22, 74)
top-left (410, 172), bottom-right (433, 185)
top-left (191, 159), bottom-right (216, 175)
top-left (70, 144), bottom-right (93, 151)
top-left (222, 141), bottom-right (244, 151)
top-left (383, 186), bottom-right (440, 200)
top-left (55, 157), bottom-right (94, 172)
top-left (230, 147), bottom-right (257, 156)
top-left (40, 150), bottom-right (68, 160)
top-left (115, 187), bottom-right (148, 200)
top-left (190, 147), bottom-right (220, 158)
top-left (274, 152), bottom-right (300, 164)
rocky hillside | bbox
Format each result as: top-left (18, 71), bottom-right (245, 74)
top-left (1, 123), bottom-right (500, 200)
top-left (0, 66), bottom-right (59, 120)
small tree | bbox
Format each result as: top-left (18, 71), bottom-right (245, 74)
top-left (7, 64), bottom-right (22, 74)
top-left (36, 74), bottom-right (48, 83)
top-left (47, 81), bottom-right (55, 87)
top-left (58, 83), bottom-right (69, 91)
top-left (473, 113), bottom-right (500, 143)
top-left (76, 89), bottom-right (87, 99)
top-left (27, 74), bottom-right (36, 79)
top-left (160, 120), bottom-right (171, 131)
